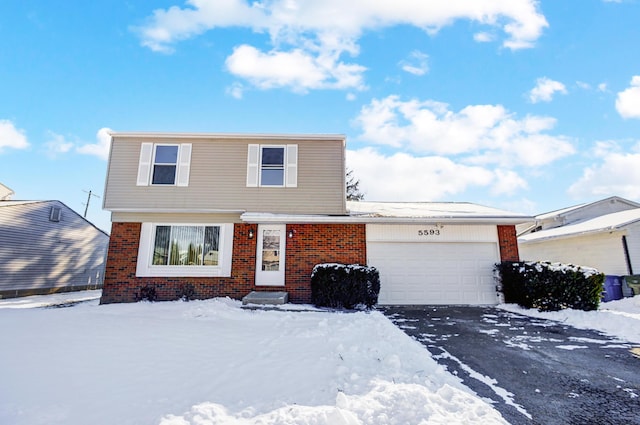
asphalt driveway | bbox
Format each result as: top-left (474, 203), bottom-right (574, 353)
top-left (382, 305), bottom-right (640, 425)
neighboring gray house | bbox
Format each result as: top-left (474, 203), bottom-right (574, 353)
top-left (518, 196), bottom-right (640, 276)
top-left (0, 199), bottom-right (110, 298)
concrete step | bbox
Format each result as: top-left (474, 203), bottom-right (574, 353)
top-left (242, 291), bottom-right (289, 306)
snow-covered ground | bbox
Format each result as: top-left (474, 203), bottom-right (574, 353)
top-left (498, 295), bottom-right (640, 344)
top-left (0, 291), bottom-right (506, 425)
top-left (1, 291), bottom-right (638, 425)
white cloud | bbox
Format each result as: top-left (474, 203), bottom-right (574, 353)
top-left (346, 148), bottom-right (529, 201)
top-left (226, 82), bottom-right (245, 99)
top-left (576, 81), bottom-right (591, 90)
top-left (0, 120), bottom-right (29, 153)
top-left (473, 32), bottom-right (495, 43)
top-left (568, 141), bottom-right (640, 199)
top-left (529, 77), bottom-right (568, 103)
top-left (399, 51), bottom-right (429, 76)
top-left (225, 44), bottom-right (366, 92)
top-left (44, 131), bottom-right (74, 158)
top-left (135, 0), bottom-right (548, 92)
top-left (346, 148), bottom-right (494, 201)
top-left (76, 128), bottom-right (112, 160)
top-left (490, 169), bottom-right (528, 195)
top-left (354, 95), bottom-right (575, 167)
top-left (615, 76), bottom-right (640, 119)
top-left (598, 82), bottom-right (608, 92)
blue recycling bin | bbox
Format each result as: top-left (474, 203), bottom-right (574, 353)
top-left (602, 275), bottom-right (623, 302)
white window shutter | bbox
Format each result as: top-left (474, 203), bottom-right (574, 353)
top-left (176, 143), bottom-right (192, 187)
top-left (286, 144), bottom-right (298, 187)
top-left (136, 143), bottom-right (153, 186)
top-left (247, 144), bottom-right (259, 187)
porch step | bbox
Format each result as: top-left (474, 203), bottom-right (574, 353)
top-left (242, 291), bottom-right (289, 306)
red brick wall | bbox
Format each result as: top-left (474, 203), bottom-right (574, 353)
top-left (285, 223), bottom-right (367, 303)
top-left (100, 222), bottom-right (366, 304)
top-left (497, 225), bottom-right (520, 262)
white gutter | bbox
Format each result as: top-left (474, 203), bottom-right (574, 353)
top-left (106, 208), bottom-right (246, 214)
top-left (109, 131), bottom-right (345, 141)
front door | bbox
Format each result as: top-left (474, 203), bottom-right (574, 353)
top-left (255, 224), bottom-right (286, 286)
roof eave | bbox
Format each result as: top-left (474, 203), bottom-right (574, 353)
top-left (108, 131), bottom-right (346, 142)
top-left (518, 226), bottom-right (623, 244)
top-left (241, 212), bottom-right (531, 225)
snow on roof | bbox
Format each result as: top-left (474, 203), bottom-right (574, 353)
top-left (519, 208), bottom-right (640, 243)
top-left (348, 201), bottom-right (530, 220)
top-left (242, 201), bottom-right (531, 224)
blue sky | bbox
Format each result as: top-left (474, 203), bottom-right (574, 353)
top-left (1, 0), bottom-right (640, 233)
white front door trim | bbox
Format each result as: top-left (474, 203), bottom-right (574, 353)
top-left (255, 224), bottom-right (286, 286)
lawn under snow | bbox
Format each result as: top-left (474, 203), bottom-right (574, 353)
top-left (1, 292), bottom-right (639, 425)
top-left (0, 292), bottom-right (507, 425)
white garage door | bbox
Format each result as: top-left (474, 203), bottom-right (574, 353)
top-left (369, 241), bottom-right (500, 305)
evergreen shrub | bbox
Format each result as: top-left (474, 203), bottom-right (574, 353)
top-left (311, 263), bottom-right (380, 310)
top-left (495, 261), bottom-right (604, 312)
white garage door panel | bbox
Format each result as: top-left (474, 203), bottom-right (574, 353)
top-left (369, 242), bottom-right (499, 305)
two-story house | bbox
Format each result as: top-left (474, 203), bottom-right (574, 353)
top-left (101, 132), bottom-right (529, 305)
top-left (100, 132), bottom-right (365, 304)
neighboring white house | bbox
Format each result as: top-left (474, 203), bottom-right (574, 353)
top-left (0, 199), bottom-right (110, 298)
top-left (0, 183), bottom-right (14, 201)
top-left (518, 197), bottom-right (640, 276)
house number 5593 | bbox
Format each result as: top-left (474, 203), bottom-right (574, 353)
top-left (418, 229), bottom-right (440, 236)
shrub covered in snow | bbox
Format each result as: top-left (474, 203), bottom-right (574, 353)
top-left (495, 261), bottom-right (604, 312)
top-left (311, 263), bottom-right (380, 310)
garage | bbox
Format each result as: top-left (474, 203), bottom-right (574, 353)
top-left (366, 223), bottom-right (502, 305)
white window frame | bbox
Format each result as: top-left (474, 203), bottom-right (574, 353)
top-left (136, 222), bottom-right (234, 277)
top-left (246, 144), bottom-right (297, 188)
top-left (259, 145), bottom-right (285, 187)
top-left (137, 143), bottom-right (192, 187)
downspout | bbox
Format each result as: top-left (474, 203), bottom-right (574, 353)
top-left (622, 235), bottom-right (633, 275)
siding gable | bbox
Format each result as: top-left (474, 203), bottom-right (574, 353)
top-left (104, 134), bottom-right (347, 215)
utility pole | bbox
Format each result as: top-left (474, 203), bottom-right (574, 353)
top-left (82, 190), bottom-right (100, 218)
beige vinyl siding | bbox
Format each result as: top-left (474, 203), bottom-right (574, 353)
top-left (111, 211), bottom-right (243, 223)
top-left (0, 201), bottom-right (109, 294)
top-left (104, 136), bottom-right (346, 215)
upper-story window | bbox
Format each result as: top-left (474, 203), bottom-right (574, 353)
top-left (152, 145), bottom-right (179, 185)
top-left (261, 147), bottom-right (285, 186)
top-left (137, 143), bottom-right (192, 187)
top-left (247, 144), bottom-right (297, 188)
